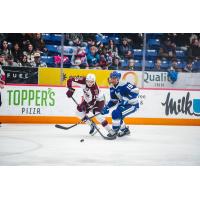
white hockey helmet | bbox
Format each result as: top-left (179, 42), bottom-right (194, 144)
top-left (86, 73), bottom-right (96, 82)
top-left (86, 73), bottom-right (96, 87)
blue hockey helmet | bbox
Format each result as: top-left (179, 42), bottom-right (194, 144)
top-left (109, 71), bottom-right (121, 79)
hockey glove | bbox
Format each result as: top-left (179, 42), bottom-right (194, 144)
top-left (66, 88), bottom-right (75, 98)
top-left (101, 106), bottom-right (109, 115)
top-left (77, 101), bottom-right (89, 113)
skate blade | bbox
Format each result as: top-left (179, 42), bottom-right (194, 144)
top-left (118, 131), bottom-right (131, 137)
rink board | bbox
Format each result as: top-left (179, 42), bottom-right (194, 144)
top-left (0, 85), bottom-right (200, 125)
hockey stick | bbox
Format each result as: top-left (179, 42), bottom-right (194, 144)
top-left (70, 96), bottom-right (115, 140)
top-left (55, 112), bottom-right (100, 130)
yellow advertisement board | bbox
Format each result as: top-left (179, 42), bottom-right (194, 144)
top-left (39, 68), bottom-right (113, 87)
top-left (39, 68), bottom-right (141, 87)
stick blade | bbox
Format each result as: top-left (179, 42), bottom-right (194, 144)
top-left (55, 124), bottom-right (70, 130)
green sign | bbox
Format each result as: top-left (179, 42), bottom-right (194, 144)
top-left (7, 88), bottom-right (55, 107)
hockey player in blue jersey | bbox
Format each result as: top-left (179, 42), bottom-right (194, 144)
top-left (101, 71), bottom-right (139, 139)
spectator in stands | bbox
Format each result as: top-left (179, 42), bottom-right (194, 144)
top-left (32, 52), bottom-right (47, 68)
top-left (119, 38), bottom-right (133, 59)
top-left (123, 58), bottom-right (135, 71)
top-left (159, 37), bottom-right (176, 60)
top-left (0, 40), bottom-right (12, 58)
top-left (153, 58), bottom-right (166, 72)
top-left (11, 43), bottom-right (23, 64)
top-left (169, 58), bottom-right (180, 71)
top-left (188, 39), bottom-right (200, 60)
top-left (0, 53), bottom-right (8, 66)
top-left (183, 60), bottom-right (195, 73)
top-left (21, 34), bottom-right (34, 51)
top-left (24, 44), bottom-right (35, 66)
top-left (98, 47), bottom-right (112, 70)
top-left (189, 34), bottom-right (198, 45)
top-left (167, 58), bottom-right (179, 84)
top-left (109, 57), bottom-right (122, 70)
top-left (6, 55), bottom-right (19, 67)
top-left (33, 33), bottom-right (47, 54)
top-left (85, 38), bottom-right (96, 54)
top-left (71, 47), bottom-right (88, 69)
top-left (107, 39), bottom-right (119, 58)
top-left (20, 54), bottom-right (31, 67)
top-left (86, 46), bottom-right (100, 69)
top-left (170, 33), bottom-right (190, 51)
top-left (0, 34), bottom-right (7, 44)
top-left (66, 34), bottom-right (86, 47)
top-left (96, 41), bottom-right (104, 54)
top-left (87, 38), bottom-right (96, 47)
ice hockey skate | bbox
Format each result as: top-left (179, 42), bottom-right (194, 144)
top-left (89, 123), bottom-right (97, 136)
top-left (107, 129), bottom-right (118, 140)
top-left (118, 126), bottom-right (130, 137)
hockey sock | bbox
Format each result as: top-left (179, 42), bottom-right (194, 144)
top-left (95, 113), bottom-right (112, 132)
top-left (76, 110), bottom-right (92, 126)
top-left (120, 121), bottom-right (126, 130)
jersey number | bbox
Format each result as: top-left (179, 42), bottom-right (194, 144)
top-left (127, 84), bottom-right (134, 90)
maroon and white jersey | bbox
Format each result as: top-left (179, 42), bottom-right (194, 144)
top-left (0, 67), bottom-right (5, 86)
top-left (67, 77), bottom-right (104, 106)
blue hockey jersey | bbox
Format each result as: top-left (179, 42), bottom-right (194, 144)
top-left (107, 81), bottom-right (139, 108)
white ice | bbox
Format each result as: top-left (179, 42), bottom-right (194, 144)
top-left (0, 124), bottom-right (200, 165)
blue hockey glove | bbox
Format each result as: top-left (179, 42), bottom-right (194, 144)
top-left (101, 106), bottom-right (109, 115)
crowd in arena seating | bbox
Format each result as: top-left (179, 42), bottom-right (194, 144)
top-left (0, 33), bottom-right (200, 72)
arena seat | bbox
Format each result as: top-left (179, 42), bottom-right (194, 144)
top-left (42, 33), bottom-right (51, 41)
top-left (134, 60), bottom-right (141, 68)
top-left (161, 60), bottom-right (169, 69)
top-left (147, 39), bottom-right (160, 49)
top-left (51, 34), bottom-right (62, 42)
top-left (45, 45), bottom-right (59, 54)
top-left (133, 49), bottom-right (143, 59)
top-left (175, 50), bottom-right (185, 59)
top-left (145, 60), bottom-right (154, 69)
top-left (146, 49), bottom-right (157, 59)
top-left (41, 56), bottom-right (54, 65)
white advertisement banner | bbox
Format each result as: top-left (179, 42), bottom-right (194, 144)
top-left (1, 85), bottom-right (200, 119)
top-left (143, 71), bottom-right (200, 89)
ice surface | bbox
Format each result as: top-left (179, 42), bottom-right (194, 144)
top-left (0, 124), bottom-right (200, 165)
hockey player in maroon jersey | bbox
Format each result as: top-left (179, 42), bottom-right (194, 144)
top-left (66, 73), bottom-right (114, 136)
top-left (0, 66), bottom-right (5, 126)
top-left (0, 66), bottom-right (5, 108)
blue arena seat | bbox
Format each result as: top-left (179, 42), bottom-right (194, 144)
top-left (193, 60), bottom-right (200, 72)
top-left (51, 34), bottom-right (62, 42)
top-left (145, 60), bottom-right (154, 69)
top-left (161, 60), bottom-right (169, 69)
top-left (177, 61), bottom-right (186, 68)
top-left (133, 49), bottom-right (143, 59)
top-left (121, 59), bottom-right (128, 67)
top-left (148, 39), bottom-right (160, 49)
top-left (95, 34), bottom-right (109, 44)
top-left (42, 33), bottom-right (51, 41)
top-left (45, 45), bottom-right (59, 54)
top-left (41, 56), bottom-right (54, 65)
top-left (175, 50), bottom-right (185, 58)
top-left (146, 49), bottom-right (157, 59)
top-left (134, 60), bottom-right (142, 68)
